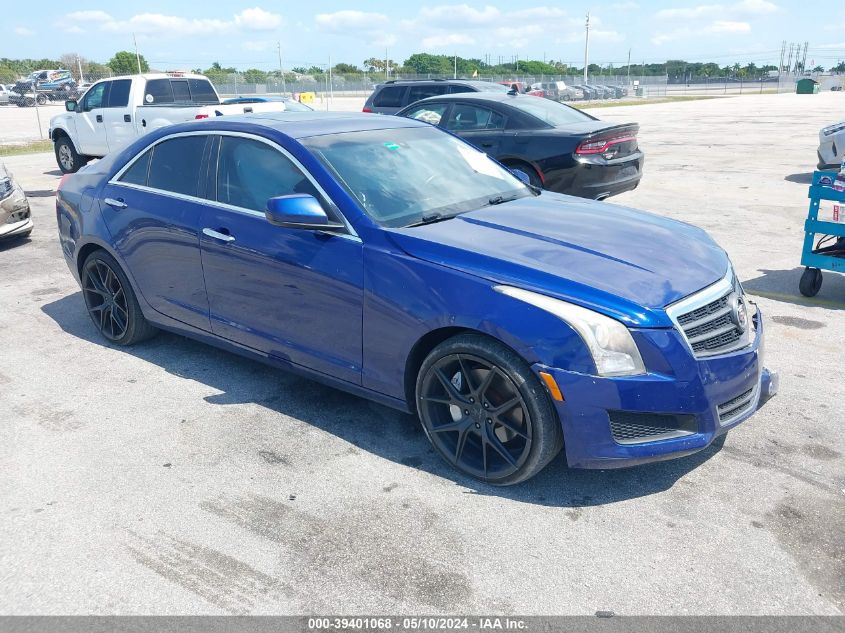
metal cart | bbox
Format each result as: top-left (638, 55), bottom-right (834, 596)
top-left (799, 171), bottom-right (845, 296)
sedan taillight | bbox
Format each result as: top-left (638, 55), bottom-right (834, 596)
top-left (362, 107), bottom-right (373, 113)
top-left (195, 114), bottom-right (209, 119)
top-left (575, 134), bottom-right (637, 156)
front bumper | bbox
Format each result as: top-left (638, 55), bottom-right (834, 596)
top-left (535, 307), bottom-right (775, 469)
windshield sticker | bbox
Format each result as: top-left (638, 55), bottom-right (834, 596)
top-left (383, 142), bottom-right (400, 151)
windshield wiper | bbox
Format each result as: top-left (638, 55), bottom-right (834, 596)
top-left (487, 194), bottom-right (523, 206)
top-left (405, 211), bottom-right (462, 227)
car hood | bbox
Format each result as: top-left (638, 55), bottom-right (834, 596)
top-left (386, 193), bottom-right (729, 328)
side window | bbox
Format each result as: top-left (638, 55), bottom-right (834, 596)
top-left (445, 104), bottom-right (505, 131)
top-left (372, 86), bottom-right (407, 108)
top-left (119, 149), bottom-right (152, 186)
top-left (147, 136), bottom-right (207, 197)
top-left (171, 80), bottom-right (191, 103)
top-left (82, 81), bottom-right (109, 110)
top-left (216, 136), bottom-right (321, 213)
top-left (402, 103), bottom-right (448, 126)
top-left (144, 79), bottom-right (174, 104)
top-left (448, 84), bottom-right (474, 94)
top-left (188, 79), bottom-right (218, 104)
top-left (407, 84), bottom-right (448, 102)
top-left (107, 79), bottom-right (131, 108)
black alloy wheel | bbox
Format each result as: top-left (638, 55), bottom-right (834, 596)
top-left (417, 334), bottom-right (563, 484)
top-left (81, 251), bottom-right (157, 345)
top-left (83, 258), bottom-right (130, 341)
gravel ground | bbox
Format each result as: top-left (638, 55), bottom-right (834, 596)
top-left (0, 92), bottom-right (843, 615)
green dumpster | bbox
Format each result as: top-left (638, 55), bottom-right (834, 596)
top-left (796, 78), bottom-right (819, 94)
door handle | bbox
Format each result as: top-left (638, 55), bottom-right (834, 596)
top-left (96, 114), bottom-right (103, 123)
top-left (104, 197), bottom-right (127, 209)
top-left (124, 114), bottom-right (131, 123)
top-left (480, 142), bottom-right (494, 148)
top-left (202, 228), bottom-right (235, 243)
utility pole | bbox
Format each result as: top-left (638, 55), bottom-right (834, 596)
top-left (133, 33), bottom-right (142, 74)
top-left (385, 48), bottom-right (389, 80)
top-left (583, 12), bottom-right (590, 83)
top-left (626, 48), bottom-right (631, 86)
top-left (454, 53), bottom-right (457, 79)
top-left (77, 56), bottom-right (84, 82)
top-left (328, 54), bottom-right (333, 102)
top-left (800, 41), bottom-right (809, 75)
top-left (277, 41), bottom-right (286, 96)
top-left (786, 43), bottom-right (794, 75)
top-left (778, 40), bottom-right (786, 77)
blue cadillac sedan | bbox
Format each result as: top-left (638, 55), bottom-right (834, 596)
top-left (55, 111), bottom-right (777, 484)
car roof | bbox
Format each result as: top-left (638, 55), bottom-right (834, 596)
top-left (402, 91), bottom-right (541, 105)
top-left (154, 111), bottom-right (427, 140)
top-left (380, 79), bottom-right (499, 88)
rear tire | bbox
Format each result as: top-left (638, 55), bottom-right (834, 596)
top-left (415, 333), bottom-right (563, 485)
top-left (799, 267), bottom-right (822, 297)
top-left (81, 250), bottom-right (158, 345)
top-left (504, 161), bottom-right (542, 189)
top-left (55, 136), bottom-right (87, 174)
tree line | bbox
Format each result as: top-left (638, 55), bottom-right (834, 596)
top-left (2, 52), bottom-right (843, 85)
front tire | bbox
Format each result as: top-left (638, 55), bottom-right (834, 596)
top-left (415, 333), bottom-right (563, 485)
top-left (81, 250), bottom-right (157, 345)
top-left (55, 136), bottom-right (87, 174)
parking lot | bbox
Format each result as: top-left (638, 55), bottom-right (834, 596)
top-left (1, 92), bottom-right (843, 615)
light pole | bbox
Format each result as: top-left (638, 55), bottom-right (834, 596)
top-left (583, 13), bottom-right (590, 83)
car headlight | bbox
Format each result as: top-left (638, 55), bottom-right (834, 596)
top-left (0, 176), bottom-right (12, 200)
top-left (494, 285), bottom-right (646, 377)
top-left (823, 122), bottom-right (845, 137)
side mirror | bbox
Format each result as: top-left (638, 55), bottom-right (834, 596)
top-left (265, 194), bottom-right (345, 231)
top-left (65, 100), bottom-right (77, 112)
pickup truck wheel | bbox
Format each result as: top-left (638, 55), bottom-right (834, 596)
top-left (55, 137), bottom-right (87, 174)
top-left (36, 94), bottom-right (47, 105)
top-left (416, 333), bottom-right (563, 485)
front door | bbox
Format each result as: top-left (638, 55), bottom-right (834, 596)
top-left (99, 134), bottom-right (211, 331)
top-left (74, 80), bottom-right (111, 157)
top-left (199, 134), bottom-right (363, 384)
top-left (442, 102), bottom-right (506, 156)
top-left (101, 79), bottom-right (135, 153)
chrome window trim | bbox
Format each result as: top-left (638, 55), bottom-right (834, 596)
top-left (108, 130), bottom-right (359, 239)
top-left (665, 267), bottom-right (753, 358)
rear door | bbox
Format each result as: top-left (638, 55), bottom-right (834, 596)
top-left (371, 85), bottom-right (407, 114)
top-left (405, 84), bottom-right (448, 108)
top-left (442, 102), bottom-right (507, 155)
top-left (99, 133), bottom-right (211, 331)
top-left (198, 134), bottom-right (363, 383)
top-left (101, 78), bottom-right (134, 153)
top-left (74, 80), bottom-right (110, 156)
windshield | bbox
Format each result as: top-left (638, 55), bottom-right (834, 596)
top-left (301, 126), bottom-right (532, 228)
top-left (511, 97), bottom-right (594, 126)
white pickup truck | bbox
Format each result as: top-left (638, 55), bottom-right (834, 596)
top-left (49, 73), bottom-right (289, 173)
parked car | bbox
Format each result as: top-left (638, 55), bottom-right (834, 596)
top-left (397, 91), bottom-right (643, 199)
top-left (363, 79), bottom-right (508, 114)
top-left (55, 111), bottom-right (775, 483)
top-left (573, 84), bottom-right (598, 100)
top-left (0, 162), bottom-right (33, 240)
top-left (0, 84), bottom-right (12, 105)
top-left (48, 73), bottom-right (290, 174)
top-left (818, 119), bottom-right (845, 169)
top-left (555, 81), bottom-right (583, 101)
top-left (530, 82), bottom-right (561, 101)
top-left (222, 95), bottom-right (314, 111)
